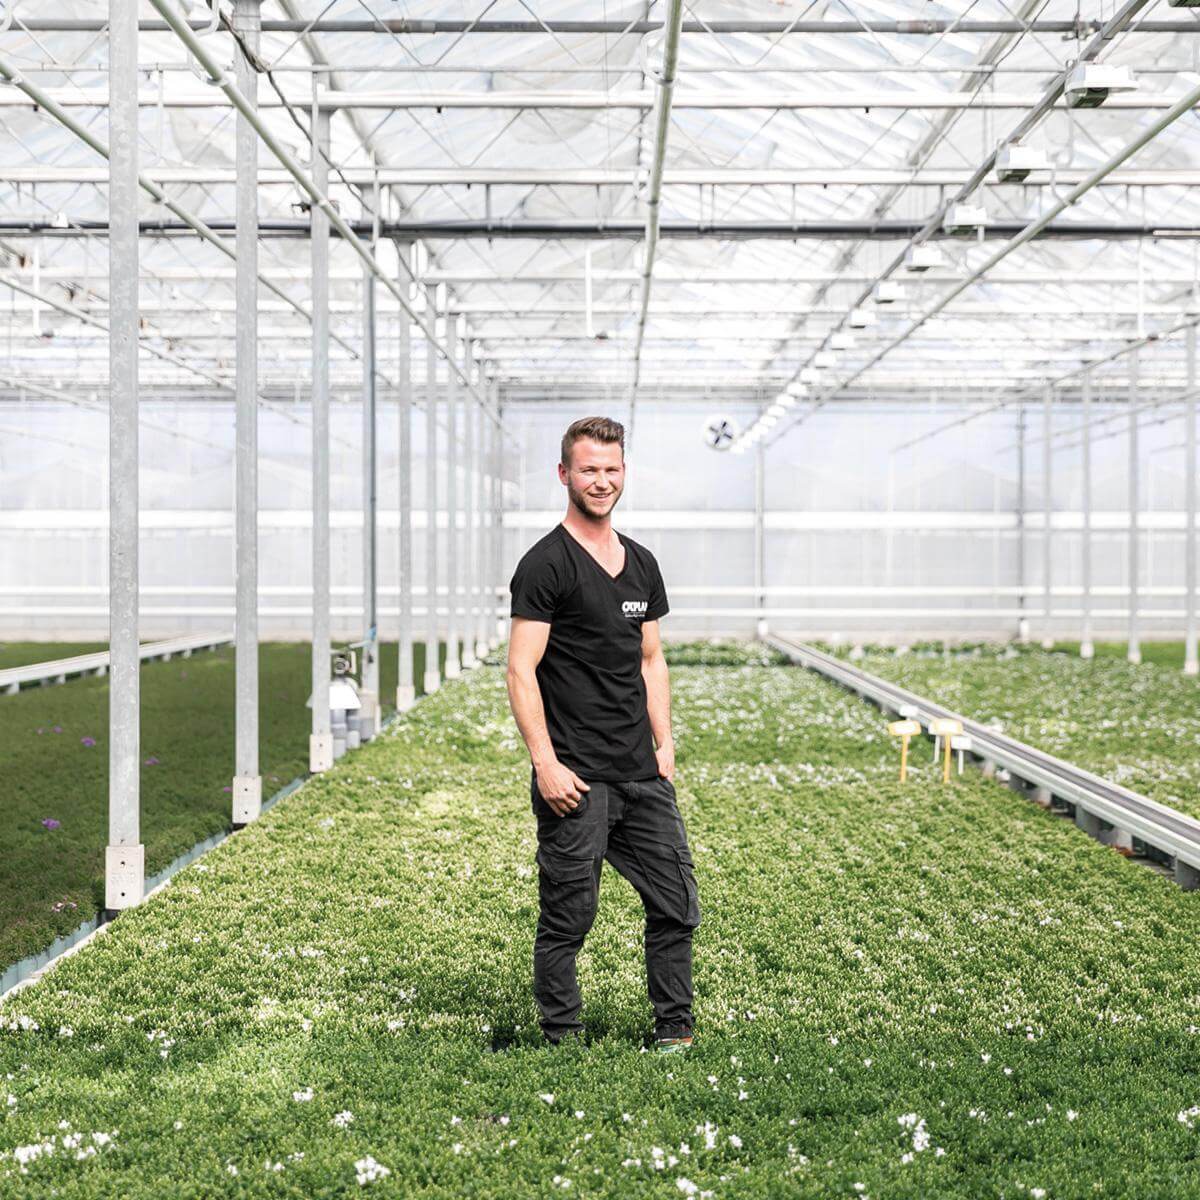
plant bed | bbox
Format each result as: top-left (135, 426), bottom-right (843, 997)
top-left (3, 651), bottom-right (1200, 1195)
top-left (827, 641), bottom-right (1200, 821)
top-left (0, 640), bottom-right (459, 976)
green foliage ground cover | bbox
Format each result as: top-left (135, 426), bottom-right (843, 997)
top-left (4, 648), bottom-right (1200, 1196)
top-left (831, 642), bottom-right (1200, 820)
top-left (0, 641), bottom-right (453, 974)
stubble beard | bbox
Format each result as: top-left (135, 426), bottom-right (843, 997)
top-left (566, 477), bottom-right (622, 524)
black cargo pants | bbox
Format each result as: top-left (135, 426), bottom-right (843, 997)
top-left (530, 768), bottom-right (701, 1042)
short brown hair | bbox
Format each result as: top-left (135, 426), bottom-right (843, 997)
top-left (561, 416), bottom-right (625, 466)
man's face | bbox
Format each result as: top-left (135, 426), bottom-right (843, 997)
top-left (559, 438), bottom-right (625, 521)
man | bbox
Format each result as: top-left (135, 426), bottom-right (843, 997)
top-left (505, 416), bottom-right (701, 1053)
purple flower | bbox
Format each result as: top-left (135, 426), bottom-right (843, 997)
top-left (222, 785), bottom-right (231, 793)
top-left (80, 736), bottom-right (96, 748)
top-left (145, 756), bottom-right (159, 766)
top-left (41, 818), bottom-right (60, 831)
top-left (52, 725), bottom-right (62, 734)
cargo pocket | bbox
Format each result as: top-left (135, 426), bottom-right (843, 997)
top-left (674, 845), bottom-right (701, 928)
top-left (536, 848), bottom-right (597, 937)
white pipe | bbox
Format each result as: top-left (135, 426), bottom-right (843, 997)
top-left (627, 0), bottom-right (685, 434)
top-left (1128, 350), bottom-right (1141, 665)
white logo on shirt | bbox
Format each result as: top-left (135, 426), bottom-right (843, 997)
top-left (621, 600), bottom-right (648, 619)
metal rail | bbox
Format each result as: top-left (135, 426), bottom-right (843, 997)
top-left (767, 634), bottom-right (1200, 889)
top-left (0, 632), bottom-right (233, 694)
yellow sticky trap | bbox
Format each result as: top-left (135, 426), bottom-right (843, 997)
top-left (928, 718), bottom-right (964, 783)
top-left (887, 719), bottom-right (922, 782)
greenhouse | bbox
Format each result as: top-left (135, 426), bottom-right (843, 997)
top-left (3, 0), bottom-right (1200, 1195)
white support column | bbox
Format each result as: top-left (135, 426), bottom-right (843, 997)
top-left (1015, 405), bottom-right (1029, 643)
top-left (1128, 348), bottom-right (1141, 665)
top-left (106, 0), bottom-right (143, 910)
top-left (1041, 384), bottom-right (1054, 649)
top-left (396, 240), bottom-right (416, 711)
top-left (423, 284), bottom-right (441, 695)
top-left (231, 0), bottom-right (262, 824)
top-left (1080, 369), bottom-right (1094, 660)
top-left (359, 179), bottom-right (380, 740)
top-left (754, 442), bottom-right (767, 639)
top-left (1187, 325), bottom-right (1199, 676)
top-left (492, 384), bottom-right (505, 647)
top-left (470, 374), bottom-right (484, 662)
top-left (444, 312), bottom-right (462, 678)
top-left (461, 335), bottom-right (479, 671)
top-left (309, 106), bottom-right (334, 771)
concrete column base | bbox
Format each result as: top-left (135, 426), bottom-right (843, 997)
top-left (1128, 648), bottom-right (1142, 665)
top-left (981, 759), bottom-right (997, 780)
top-left (1175, 858), bottom-right (1200, 891)
top-left (755, 617), bottom-right (769, 639)
top-left (357, 691), bottom-right (378, 742)
top-left (1040, 637), bottom-right (1054, 650)
top-left (1075, 807), bottom-right (1103, 838)
top-left (423, 670), bottom-right (441, 696)
top-left (309, 732), bottom-right (333, 773)
top-left (1080, 640), bottom-right (1094, 660)
top-left (461, 652), bottom-right (479, 671)
top-left (395, 683), bottom-right (417, 712)
top-left (476, 638), bottom-right (490, 661)
top-left (105, 843), bottom-right (144, 911)
top-left (445, 655), bottom-right (462, 679)
top-left (1032, 785), bottom-right (1053, 808)
top-left (1185, 657), bottom-right (1200, 677)
top-left (232, 774), bottom-right (262, 825)
top-left (1017, 617), bottom-right (1030, 643)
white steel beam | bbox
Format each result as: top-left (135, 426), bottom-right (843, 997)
top-left (105, 0), bottom-right (143, 914)
top-left (231, 0), bottom-right (262, 825)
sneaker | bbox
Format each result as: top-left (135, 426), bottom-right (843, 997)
top-left (654, 1034), bottom-right (693, 1054)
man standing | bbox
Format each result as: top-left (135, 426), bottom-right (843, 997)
top-left (505, 416), bottom-right (700, 1053)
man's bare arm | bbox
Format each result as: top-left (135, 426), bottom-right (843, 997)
top-left (640, 619), bottom-right (675, 781)
top-left (506, 617), bottom-right (591, 816)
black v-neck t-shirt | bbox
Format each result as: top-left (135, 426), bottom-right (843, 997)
top-left (509, 523), bottom-right (669, 781)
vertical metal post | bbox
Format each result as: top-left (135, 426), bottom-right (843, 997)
top-left (444, 311), bottom-right (461, 678)
top-left (1080, 370), bottom-right (1094, 660)
top-left (106, 0), bottom-right (143, 910)
top-left (461, 335), bottom-right (479, 670)
top-left (479, 382), bottom-right (494, 657)
top-left (470, 372), bottom-right (484, 662)
top-left (309, 106), bottom-right (333, 771)
top-left (359, 179), bottom-right (380, 740)
top-left (1015, 405), bottom-right (1028, 643)
top-left (754, 442), bottom-right (767, 639)
top-left (423, 284), bottom-right (441, 695)
top-left (1186, 325), bottom-right (1199, 676)
top-left (396, 241), bottom-right (416, 709)
top-left (493, 384), bottom-right (505, 647)
top-left (231, 0), bottom-right (262, 823)
top-left (1128, 349), bottom-right (1141, 665)
top-left (1041, 384), bottom-right (1053, 649)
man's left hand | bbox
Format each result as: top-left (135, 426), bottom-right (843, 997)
top-left (655, 739), bottom-right (675, 782)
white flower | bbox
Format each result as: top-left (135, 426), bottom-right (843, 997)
top-left (292, 1087), bottom-right (314, 1103)
top-left (355, 1155), bottom-right (391, 1186)
top-left (676, 1179), bottom-right (699, 1196)
top-left (333, 1111), bottom-right (355, 1129)
top-left (1067, 1110), bottom-right (1078, 1122)
top-left (728, 1134), bottom-right (742, 1149)
top-left (539, 1093), bottom-right (555, 1105)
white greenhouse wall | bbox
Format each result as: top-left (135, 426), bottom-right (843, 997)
top-left (1, 394), bottom-right (1196, 642)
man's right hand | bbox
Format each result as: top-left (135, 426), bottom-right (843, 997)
top-left (535, 760), bottom-right (591, 817)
